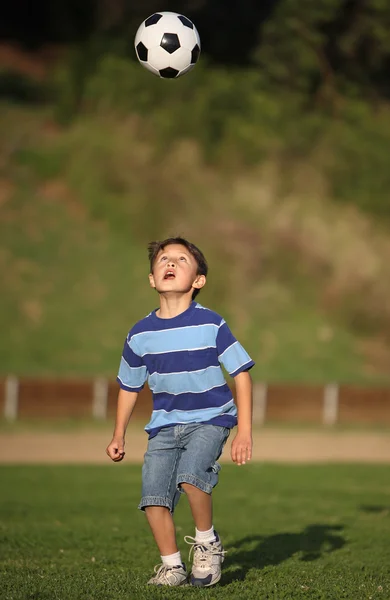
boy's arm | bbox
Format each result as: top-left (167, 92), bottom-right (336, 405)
top-left (106, 389), bottom-right (139, 462)
top-left (231, 370), bottom-right (253, 466)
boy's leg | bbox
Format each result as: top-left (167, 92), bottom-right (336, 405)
top-left (177, 424), bottom-right (230, 587)
top-left (180, 483), bottom-right (212, 531)
top-left (139, 427), bottom-right (187, 586)
top-left (144, 506), bottom-right (178, 555)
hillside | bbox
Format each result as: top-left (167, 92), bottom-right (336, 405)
top-left (1, 102), bottom-right (390, 383)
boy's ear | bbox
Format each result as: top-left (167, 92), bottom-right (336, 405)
top-left (149, 273), bottom-right (156, 289)
top-left (193, 274), bottom-right (206, 291)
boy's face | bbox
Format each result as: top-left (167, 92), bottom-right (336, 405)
top-left (149, 244), bottom-right (206, 296)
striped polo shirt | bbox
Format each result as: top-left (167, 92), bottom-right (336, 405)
top-left (117, 301), bottom-right (255, 438)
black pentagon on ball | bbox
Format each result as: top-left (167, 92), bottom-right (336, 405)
top-left (160, 33), bottom-right (180, 54)
top-left (191, 44), bottom-right (200, 64)
top-left (145, 13), bottom-right (163, 27)
top-left (178, 15), bottom-right (194, 29)
top-left (136, 42), bottom-right (148, 62)
top-left (159, 67), bottom-right (179, 79)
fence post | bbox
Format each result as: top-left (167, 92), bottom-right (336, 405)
top-left (253, 383), bottom-right (268, 425)
top-left (92, 378), bottom-right (108, 420)
top-left (323, 383), bottom-right (339, 426)
top-left (4, 376), bottom-right (19, 421)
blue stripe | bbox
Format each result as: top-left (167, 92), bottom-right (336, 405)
top-left (122, 339), bottom-right (144, 367)
top-left (116, 376), bottom-right (145, 392)
top-left (117, 357), bottom-right (148, 388)
top-left (231, 360), bottom-right (255, 377)
top-left (131, 323), bottom-right (218, 356)
top-left (147, 414), bottom-right (237, 438)
top-left (145, 400), bottom-right (237, 431)
top-left (144, 348), bottom-right (220, 375)
top-left (143, 348), bottom-right (220, 375)
top-left (219, 341), bottom-right (253, 375)
top-left (192, 304), bottom-right (222, 325)
top-left (152, 385), bottom-right (232, 411)
top-left (216, 321), bottom-right (236, 354)
top-left (148, 366), bottom-right (226, 395)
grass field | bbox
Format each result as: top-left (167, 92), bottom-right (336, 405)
top-left (1, 464), bottom-right (389, 599)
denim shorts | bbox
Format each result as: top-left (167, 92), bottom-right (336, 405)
top-left (138, 423), bottom-right (230, 514)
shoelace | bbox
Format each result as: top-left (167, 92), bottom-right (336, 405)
top-left (152, 563), bottom-right (182, 584)
top-left (184, 536), bottom-right (226, 566)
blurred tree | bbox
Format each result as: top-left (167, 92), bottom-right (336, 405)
top-left (0, 0), bottom-right (95, 48)
top-left (0, 0), bottom-right (390, 102)
top-left (323, 0), bottom-right (390, 100)
top-left (254, 0), bottom-right (390, 105)
top-left (0, 1), bottom-right (279, 60)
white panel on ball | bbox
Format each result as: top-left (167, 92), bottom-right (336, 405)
top-left (138, 24), bottom-right (164, 49)
top-left (177, 29), bottom-right (199, 50)
top-left (170, 47), bottom-right (192, 72)
top-left (148, 46), bottom-right (173, 71)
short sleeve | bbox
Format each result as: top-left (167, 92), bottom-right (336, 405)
top-left (117, 334), bottom-right (148, 392)
top-left (216, 319), bottom-right (255, 377)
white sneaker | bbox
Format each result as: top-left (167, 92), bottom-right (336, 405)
top-left (147, 563), bottom-right (187, 586)
top-left (185, 531), bottom-right (226, 587)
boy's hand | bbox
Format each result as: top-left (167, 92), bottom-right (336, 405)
top-left (231, 432), bottom-right (252, 466)
top-left (106, 437), bottom-right (125, 462)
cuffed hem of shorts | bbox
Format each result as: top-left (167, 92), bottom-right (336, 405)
top-left (138, 495), bottom-right (173, 513)
top-left (177, 473), bottom-right (213, 495)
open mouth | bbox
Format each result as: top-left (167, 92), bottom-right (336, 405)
top-left (164, 270), bottom-right (176, 280)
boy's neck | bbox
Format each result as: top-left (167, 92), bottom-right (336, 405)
top-left (156, 294), bottom-right (194, 319)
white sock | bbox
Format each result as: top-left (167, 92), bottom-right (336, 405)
top-left (161, 550), bottom-right (182, 567)
top-left (195, 526), bottom-right (216, 543)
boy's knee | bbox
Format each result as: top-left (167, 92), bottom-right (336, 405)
top-left (181, 482), bottom-right (208, 496)
top-left (144, 505), bottom-right (171, 514)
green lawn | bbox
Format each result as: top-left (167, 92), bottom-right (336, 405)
top-left (1, 465), bottom-right (389, 599)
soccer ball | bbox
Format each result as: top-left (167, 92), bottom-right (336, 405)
top-left (134, 12), bottom-right (201, 79)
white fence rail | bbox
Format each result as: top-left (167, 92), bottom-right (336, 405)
top-left (2, 378), bottom-right (390, 425)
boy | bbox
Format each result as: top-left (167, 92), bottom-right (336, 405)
top-left (106, 237), bottom-right (254, 587)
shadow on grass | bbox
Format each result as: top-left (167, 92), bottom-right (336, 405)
top-left (221, 524), bottom-right (346, 585)
top-left (359, 505), bottom-right (390, 515)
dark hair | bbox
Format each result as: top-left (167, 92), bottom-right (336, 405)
top-left (148, 237), bottom-right (208, 299)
